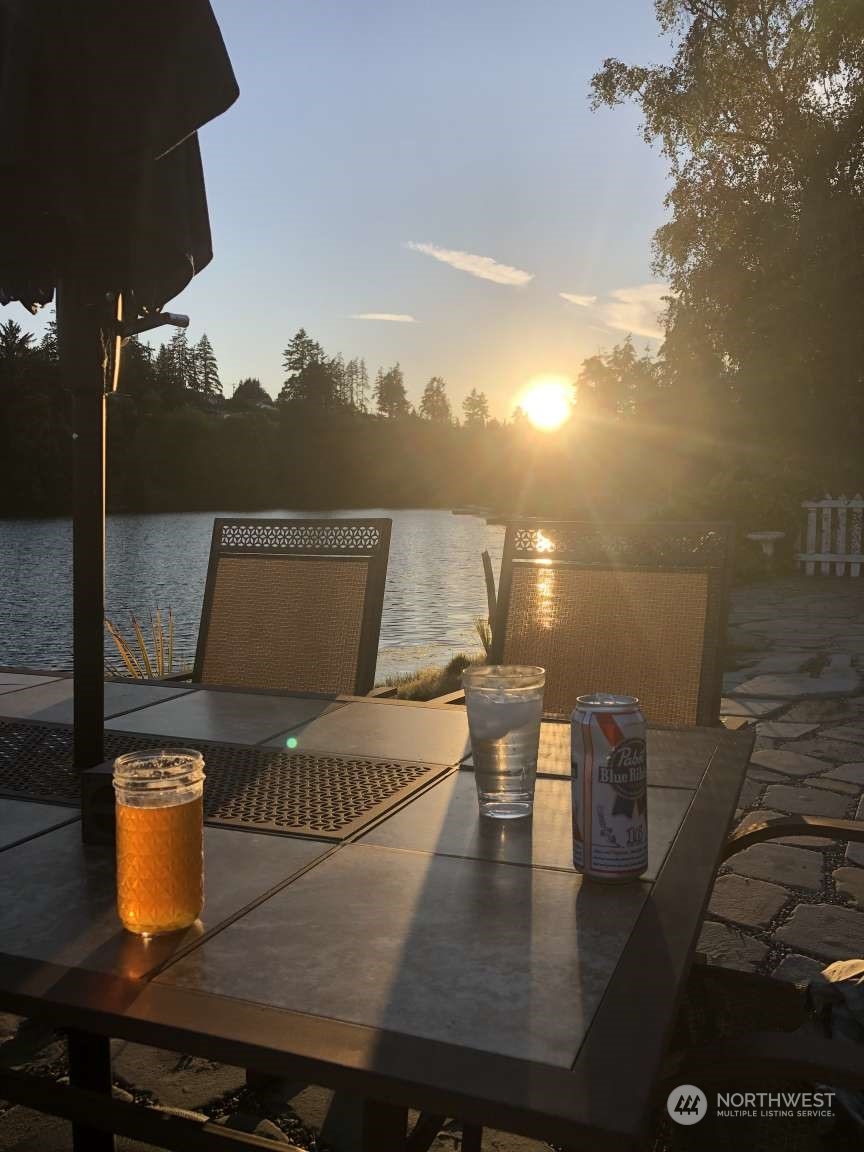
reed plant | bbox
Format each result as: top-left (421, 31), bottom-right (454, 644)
top-left (105, 608), bottom-right (184, 679)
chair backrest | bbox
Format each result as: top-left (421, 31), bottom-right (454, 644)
top-left (490, 521), bottom-right (733, 726)
top-left (194, 517), bottom-right (391, 695)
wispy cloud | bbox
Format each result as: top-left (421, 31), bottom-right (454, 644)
top-left (405, 242), bottom-right (534, 286)
top-left (559, 292), bottom-right (597, 307)
top-left (349, 313), bottom-right (417, 323)
top-left (596, 283), bottom-right (670, 340)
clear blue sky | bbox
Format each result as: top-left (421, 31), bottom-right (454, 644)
top-left (17, 0), bottom-right (674, 418)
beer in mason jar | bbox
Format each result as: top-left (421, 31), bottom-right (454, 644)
top-left (571, 694), bottom-right (647, 882)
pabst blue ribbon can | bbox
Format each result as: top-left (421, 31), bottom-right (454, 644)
top-left (571, 694), bottom-right (647, 882)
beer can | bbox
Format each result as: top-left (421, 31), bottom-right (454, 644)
top-left (571, 694), bottom-right (647, 882)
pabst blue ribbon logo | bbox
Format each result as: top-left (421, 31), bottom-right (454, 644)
top-left (599, 738), bottom-right (646, 818)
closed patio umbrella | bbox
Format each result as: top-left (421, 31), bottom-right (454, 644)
top-left (0, 0), bottom-right (238, 774)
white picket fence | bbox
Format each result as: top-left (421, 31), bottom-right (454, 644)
top-left (799, 495), bottom-right (864, 576)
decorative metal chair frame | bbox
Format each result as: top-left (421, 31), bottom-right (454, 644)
top-left (192, 517), bottom-right (391, 697)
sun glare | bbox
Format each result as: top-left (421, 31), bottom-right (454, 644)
top-left (518, 376), bottom-right (573, 431)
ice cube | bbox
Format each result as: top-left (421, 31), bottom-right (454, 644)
top-left (468, 692), bottom-right (541, 741)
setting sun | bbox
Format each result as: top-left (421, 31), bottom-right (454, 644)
top-left (517, 376), bottom-right (573, 431)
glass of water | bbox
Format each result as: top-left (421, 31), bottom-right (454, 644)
top-left (463, 665), bottom-right (545, 819)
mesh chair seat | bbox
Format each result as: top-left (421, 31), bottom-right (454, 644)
top-left (194, 518), bottom-right (391, 696)
top-left (491, 521), bottom-right (732, 726)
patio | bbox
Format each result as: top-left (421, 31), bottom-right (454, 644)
top-left (0, 576), bottom-right (861, 1151)
top-left (707, 576), bottom-right (864, 980)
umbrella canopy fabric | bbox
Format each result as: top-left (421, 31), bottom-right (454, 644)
top-left (0, 0), bottom-right (238, 312)
top-left (0, 0), bottom-right (238, 795)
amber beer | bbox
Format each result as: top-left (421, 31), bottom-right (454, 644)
top-left (114, 749), bottom-right (205, 935)
top-left (571, 694), bottom-right (647, 882)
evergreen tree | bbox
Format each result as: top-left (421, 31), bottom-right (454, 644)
top-left (419, 376), bottom-right (452, 422)
top-left (119, 336), bottom-right (156, 402)
top-left (39, 317), bottom-right (58, 362)
top-left (195, 334), bottom-right (222, 398)
top-left (154, 343), bottom-right (184, 408)
top-left (168, 330), bottom-right (191, 393)
top-left (281, 329), bottom-right (323, 381)
top-left (230, 377), bottom-right (272, 408)
top-left (462, 388), bottom-right (490, 428)
top-left (374, 363), bottom-right (411, 418)
top-left (278, 328), bottom-right (337, 406)
top-left (356, 358), bottom-right (370, 412)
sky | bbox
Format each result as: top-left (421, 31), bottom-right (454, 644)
top-left (12, 0), bottom-right (674, 418)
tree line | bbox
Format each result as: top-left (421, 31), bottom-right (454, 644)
top-left (0, 318), bottom-right (570, 519)
top-left (5, 0), bottom-right (864, 539)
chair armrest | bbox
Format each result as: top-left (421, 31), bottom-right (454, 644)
top-left (661, 1030), bottom-right (864, 1093)
top-left (724, 815), bottom-right (864, 861)
top-left (367, 685), bottom-right (398, 698)
top-left (428, 689), bottom-right (466, 705)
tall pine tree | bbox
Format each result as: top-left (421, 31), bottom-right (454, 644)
top-left (195, 335), bottom-right (222, 398)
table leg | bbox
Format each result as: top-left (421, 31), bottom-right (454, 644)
top-left (362, 1099), bottom-right (407, 1151)
top-left (461, 1122), bottom-right (483, 1151)
top-left (67, 1030), bottom-right (114, 1152)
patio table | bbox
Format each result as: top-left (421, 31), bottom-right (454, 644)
top-left (0, 677), bottom-right (754, 1152)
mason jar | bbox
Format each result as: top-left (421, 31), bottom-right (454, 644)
top-left (113, 748), bottom-right (205, 935)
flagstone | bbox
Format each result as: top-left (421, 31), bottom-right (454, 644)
top-left (736, 779), bottom-right (763, 809)
top-left (804, 776), bottom-right (860, 796)
top-left (783, 700), bottom-right (857, 723)
top-left (824, 763), bottom-right (864, 785)
top-left (771, 954), bottom-right (825, 985)
top-left (733, 673), bottom-right (859, 698)
top-left (750, 749), bottom-right (832, 778)
top-left (762, 784), bottom-right (849, 818)
top-left (775, 904), bottom-right (864, 961)
top-left (747, 767), bottom-right (791, 784)
top-left (697, 921), bottom-right (768, 972)
top-left (708, 873), bottom-right (790, 927)
top-left (728, 842), bottom-right (823, 892)
top-left (833, 867), bottom-right (864, 907)
top-left (721, 697), bottom-right (786, 719)
top-left (791, 738), bottom-right (864, 763)
top-left (820, 723), bottom-right (864, 743)
top-left (755, 721), bottom-right (818, 740)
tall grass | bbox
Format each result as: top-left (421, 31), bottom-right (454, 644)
top-left (105, 609), bottom-right (183, 679)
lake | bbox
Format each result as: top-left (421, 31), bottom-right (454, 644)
top-left (0, 509), bottom-right (504, 682)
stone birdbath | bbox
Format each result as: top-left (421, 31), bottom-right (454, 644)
top-left (746, 530), bottom-right (786, 559)
top-left (747, 530), bottom-right (786, 572)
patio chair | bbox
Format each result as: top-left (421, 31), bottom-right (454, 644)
top-left (188, 517), bottom-right (392, 696)
top-left (436, 520), bottom-right (734, 725)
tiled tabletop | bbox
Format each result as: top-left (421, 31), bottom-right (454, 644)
top-left (0, 798), bottom-right (79, 850)
top-left (0, 678), bottom-right (192, 724)
top-left (263, 699), bottom-right (471, 764)
top-left (106, 688), bottom-right (338, 745)
top-left (0, 820), bottom-right (329, 978)
top-left (0, 672), bottom-right (64, 696)
top-left (0, 679), bottom-right (753, 1151)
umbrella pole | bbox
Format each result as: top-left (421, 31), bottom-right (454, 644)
top-left (58, 280), bottom-right (107, 775)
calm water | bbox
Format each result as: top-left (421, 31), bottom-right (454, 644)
top-left (0, 509), bottom-right (504, 682)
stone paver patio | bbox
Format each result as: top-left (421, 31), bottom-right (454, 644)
top-left (702, 576), bottom-right (864, 979)
top-left (2, 575), bottom-right (863, 1149)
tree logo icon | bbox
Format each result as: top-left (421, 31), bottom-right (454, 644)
top-left (666, 1084), bottom-right (707, 1125)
